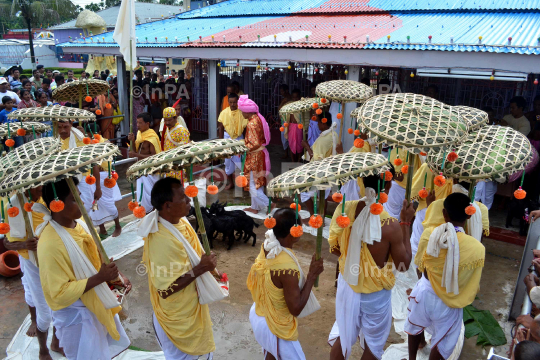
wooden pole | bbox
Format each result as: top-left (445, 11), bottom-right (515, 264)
top-left (189, 166), bottom-right (211, 255)
top-left (66, 177), bottom-right (110, 264)
top-left (52, 121), bottom-right (58, 138)
top-left (404, 153), bottom-right (416, 202)
top-left (302, 112), bottom-right (307, 162)
top-left (16, 193), bottom-right (37, 267)
top-left (339, 101), bottom-right (345, 141)
top-left (314, 189), bottom-right (325, 288)
top-left (129, 40), bottom-right (134, 152)
top-left (79, 84), bottom-right (83, 109)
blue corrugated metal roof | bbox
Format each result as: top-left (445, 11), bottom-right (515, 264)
top-left (177, 0), bottom-right (540, 18)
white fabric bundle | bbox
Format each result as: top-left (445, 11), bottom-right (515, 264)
top-left (69, 127), bottom-right (85, 149)
top-left (138, 210), bottom-right (227, 305)
top-left (49, 219), bottom-right (120, 309)
top-left (426, 223), bottom-right (461, 295)
top-left (263, 229), bottom-right (320, 318)
top-left (342, 187), bottom-right (382, 287)
top-left (451, 184), bottom-right (482, 242)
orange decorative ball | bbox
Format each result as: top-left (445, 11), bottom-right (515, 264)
top-left (354, 138), bottom-right (365, 148)
top-left (83, 137), bottom-right (91, 145)
top-left (24, 202), bottom-right (34, 212)
top-left (17, 128), bottom-right (26, 136)
top-left (420, 151), bottom-right (427, 156)
top-left (133, 205), bottom-right (146, 218)
top-left (7, 207), bottom-right (19, 218)
top-left (347, 128), bottom-right (353, 134)
top-left (311, 116), bottom-right (317, 121)
top-left (290, 203), bottom-right (301, 211)
top-left (290, 225), bottom-right (304, 238)
top-left (514, 186), bottom-right (526, 200)
top-left (264, 216), bottom-right (277, 229)
top-left (185, 184), bottom-right (199, 198)
top-left (104, 177), bottom-right (117, 188)
top-left (379, 192), bottom-right (388, 204)
top-left (447, 151), bottom-right (458, 162)
top-left (235, 175), bottom-right (248, 188)
top-left (312, 103), bottom-right (319, 109)
top-left (353, 129), bottom-right (360, 136)
top-left (337, 113), bottom-right (343, 120)
top-left (0, 222), bottom-right (10, 235)
top-left (434, 174), bottom-right (446, 187)
top-left (50, 200), bottom-right (65, 213)
top-left (316, 109), bottom-right (323, 115)
top-left (85, 175), bottom-right (96, 185)
top-left (128, 201), bottom-right (138, 211)
top-left (279, 126), bottom-right (284, 132)
top-left (336, 215), bottom-right (350, 228)
top-left (418, 188), bottom-right (429, 199)
top-left (283, 122), bottom-right (289, 128)
top-left (207, 184), bottom-right (219, 195)
top-left (401, 165), bottom-right (409, 174)
top-left (85, 95), bottom-right (92, 102)
top-left (465, 205), bottom-right (476, 215)
top-left (321, 117), bottom-right (328, 123)
top-left (111, 171), bottom-right (119, 180)
top-left (91, 139), bottom-right (99, 144)
top-left (105, 103), bottom-right (112, 109)
top-left (297, 124), bottom-right (303, 130)
top-left (95, 109), bottom-right (102, 115)
top-left (394, 158), bottom-right (403, 166)
top-left (332, 192), bottom-right (343, 203)
top-left (320, 98), bottom-right (327, 103)
top-left (5, 139), bottom-right (15, 147)
top-left (94, 134), bottom-right (101, 140)
top-left (381, 170), bottom-right (393, 181)
top-left (308, 215), bottom-right (324, 228)
top-left (370, 203), bottom-right (384, 215)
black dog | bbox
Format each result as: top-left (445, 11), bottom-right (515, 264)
top-left (201, 207), bottom-right (240, 250)
top-left (209, 201), bottom-right (259, 247)
top-left (506, 198), bottom-right (539, 236)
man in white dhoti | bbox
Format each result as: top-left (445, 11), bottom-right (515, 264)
top-left (474, 180), bottom-right (497, 210)
top-left (247, 208), bottom-right (324, 359)
top-left (38, 178), bottom-right (132, 360)
top-left (128, 112), bottom-right (162, 213)
top-left (3, 186), bottom-right (61, 359)
top-left (328, 174), bottom-right (415, 360)
top-left (218, 93), bottom-right (248, 190)
top-left (406, 193), bottom-right (485, 360)
top-left (138, 177), bottom-right (219, 359)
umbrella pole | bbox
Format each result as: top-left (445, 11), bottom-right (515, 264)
top-left (79, 86), bottom-right (83, 108)
top-left (16, 193), bottom-right (38, 267)
top-left (339, 101), bottom-right (345, 141)
top-left (66, 177), bottom-right (110, 264)
top-left (129, 40), bottom-right (134, 152)
top-left (53, 121), bottom-right (58, 138)
top-left (188, 166), bottom-right (211, 255)
top-left (404, 154), bottom-right (416, 202)
top-left (314, 189), bottom-right (325, 288)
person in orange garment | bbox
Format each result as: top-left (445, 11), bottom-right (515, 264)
top-left (221, 85), bottom-right (233, 111)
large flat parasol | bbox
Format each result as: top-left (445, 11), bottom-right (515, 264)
top-left (7, 105), bottom-right (96, 122)
top-left (126, 138), bottom-right (248, 254)
top-left (0, 122), bottom-right (51, 138)
top-left (52, 79), bottom-right (109, 104)
top-left (454, 106), bottom-right (489, 133)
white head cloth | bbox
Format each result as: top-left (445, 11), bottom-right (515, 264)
top-left (452, 184), bottom-right (482, 242)
top-left (342, 187), bottom-right (382, 286)
top-left (426, 223), bottom-right (462, 295)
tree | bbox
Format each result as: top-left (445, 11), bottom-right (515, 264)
top-left (0, 0), bottom-right (81, 67)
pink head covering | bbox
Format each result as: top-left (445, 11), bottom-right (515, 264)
top-left (238, 95), bottom-right (271, 146)
top-left (238, 94), bottom-right (271, 174)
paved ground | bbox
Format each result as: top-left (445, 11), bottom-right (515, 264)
top-left (0, 144), bottom-right (524, 359)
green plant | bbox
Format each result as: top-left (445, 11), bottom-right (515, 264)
top-left (463, 304), bottom-right (506, 346)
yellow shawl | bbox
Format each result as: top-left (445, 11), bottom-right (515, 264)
top-left (311, 130), bottom-right (337, 161)
top-left (5, 197), bottom-right (46, 259)
top-left (423, 199), bottom-right (490, 237)
top-left (246, 245), bottom-right (300, 341)
top-left (218, 107), bottom-right (248, 140)
top-left (142, 218), bottom-right (215, 355)
top-left (38, 223), bottom-right (121, 340)
top-left (328, 200), bottom-right (396, 294)
top-left (410, 163), bottom-right (453, 212)
top-left (416, 227), bottom-right (485, 308)
top-left (135, 129), bottom-right (161, 154)
top-left (389, 148), bottom-right (422, 189)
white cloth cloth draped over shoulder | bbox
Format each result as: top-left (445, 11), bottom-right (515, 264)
top-left (451, 184), bottom-right (483, 242)
top-left (48, 219), bottom-right (120, 309)
top-left (137, 210), bottom-right (227, 305)
top-left (342, 188), bottom-right (382, 287)
top-left (426, 223), bottom-right (462, 295)
top-left (263, 229), bottom-right (320, 318)
top-left (69, 127), bottom-right (86, 149)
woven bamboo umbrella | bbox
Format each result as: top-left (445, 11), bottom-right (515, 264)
top-left (126, 138), bottom-right (249, 254)
top-left (454, 106), bottom-right (488, 132)
top-left (0, 122), bottom-right (51, 139)
top-left (357, 93), bottom-right (468, 200)
top-left (279, 97), bottom-right (330, 159)
top-left (7, 105), bottom-right (96, 137)
top-left (0, 137), bottom-right (63, 264)
top-left (267, 152), bottom-right (390, 286)
top-left (52, 79), bottom-right (109, 107)
top-left (0, 142), bottom-right (120, 264)
top-left (315, 80), bottom-right (373, 139)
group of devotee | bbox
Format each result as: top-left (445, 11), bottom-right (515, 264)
top-left (5, 76), bottom-right (540, 360)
